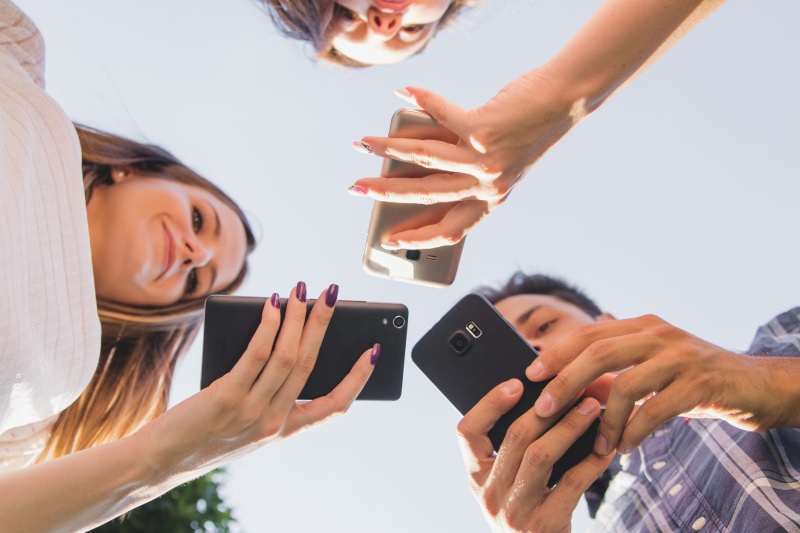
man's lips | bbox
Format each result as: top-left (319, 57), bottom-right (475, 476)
top-left (373, 0), bottom-right (412, 13)
top-left (156, 223), bottom-right (175, 281)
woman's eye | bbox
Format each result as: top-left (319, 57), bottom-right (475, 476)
top-left (192, 206), bottom-right (204, 233)
top-left (185, 269), bottom-right (199, 296)
top-left (334, 3), bottom-right (359, 22)
top-left (401, 24), bottom-right (425, 33)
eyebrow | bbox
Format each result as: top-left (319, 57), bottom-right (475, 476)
top-left (515, 305), bottom-right (543, 326)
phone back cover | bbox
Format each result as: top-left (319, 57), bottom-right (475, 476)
top-left (412, 293), bottom-right (598, 486)
top-left (202, 296), bottom-right (407, 400)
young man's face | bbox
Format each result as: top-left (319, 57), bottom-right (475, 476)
top-left (494, 294), bottom-right (613, 355)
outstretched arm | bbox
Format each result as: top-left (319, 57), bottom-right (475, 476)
top-left (351, 0), bottom-right (726, 248)
top-left (0, 284), bottom-right (376, 532)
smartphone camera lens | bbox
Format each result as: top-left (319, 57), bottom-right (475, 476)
top-left (392, 316), bottom-right (406, 329)
top-left (405, 249), bottom-right (421, 261)
top-left (448, 331), bottom-right (471, 355)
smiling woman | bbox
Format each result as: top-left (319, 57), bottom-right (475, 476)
top-left (262, 0), bottom-right (473, 66)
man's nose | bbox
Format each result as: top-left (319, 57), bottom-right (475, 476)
top-left (367, 7), bottom-right (402, 39)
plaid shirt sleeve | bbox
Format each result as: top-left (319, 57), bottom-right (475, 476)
top-left (586, 307), bottom-right (800, 532)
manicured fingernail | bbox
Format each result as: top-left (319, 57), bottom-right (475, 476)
top-left (534, 390), bottom-right (554, 416)
top-left (352, 141), bottom-right (371, 154)
top-left (503, 379), bottom-right (522, 395)
top-left (295, 281), bottom-right (307, 303)
top-left (594, 433), bottom-right (609, 455)
top-left (325, 284), bottom-right (339, 307)
top-left (528, 360), bottom-right (545, 380)
top-left (270, 293), bottom-right (280, 309)
top-left (394, 87), bottom-right (414, 103)
top-left (381, 241), bottom-right (400, 250)
top-left (577, 399), bottom-right (595, 415)
top-left (347, 185), bottom-right (367, 196)
top-left (370, 343), bottom-right (381, 365)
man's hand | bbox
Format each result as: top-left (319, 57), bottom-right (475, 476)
top-left (458, 379), bottom-right (614, 533)
top-left (526, 314), bottom-right (796, 455)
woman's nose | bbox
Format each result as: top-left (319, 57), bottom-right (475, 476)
top-left (367, 6), bottom-right (402, 39)
top-left (181, 238), bottom-right (211, 269)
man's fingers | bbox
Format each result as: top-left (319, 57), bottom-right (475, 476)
top-left (352, 173), bottom-right (481, 204)
top-left (227, 295), bottom-right (281, 391)
top-left (513, 398), bottom-right (603, 492)
top-left (533, 331), bottom-right (659, 418)
top-left (545, 447), bottom-right (616, 514)
top-left (457, 379), bottom-right (524, 477)
top-left (388, 200), bottom-right (487, 249)
top-left (282, 345), bottom-right (377, 437)
top-left (398, 86), bottom-right (473, 141)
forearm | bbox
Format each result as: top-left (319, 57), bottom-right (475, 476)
top-left (754, 356), bottom-right (800, 429)
top-left (0, 429), bottom-right (194, 532)
top-left (541, 0), bottom-right (725, 115)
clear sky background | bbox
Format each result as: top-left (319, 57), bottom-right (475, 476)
top-left (18, 0), bottom-right (800, 531)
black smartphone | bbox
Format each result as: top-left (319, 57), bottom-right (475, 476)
top-left (202, 295), bottom-right (408, 400)
top-left (412, 293), bottom-right (599, 487)
top-left (362, 108), bottom-right (465, 288)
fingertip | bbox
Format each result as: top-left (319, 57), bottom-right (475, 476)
top-left (502, 378), bottom-right (522, 396)
top-left (576, 397), bottom-right (600, 416)
top-left (527, 359), bottom-right (546, 381)
top-left (394, 87), bottom-right (416, 105)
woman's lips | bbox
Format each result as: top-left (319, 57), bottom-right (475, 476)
top-left (157, 223), bottom-right (175, 281)
top-left (373, 0), bottom-right (412, 13)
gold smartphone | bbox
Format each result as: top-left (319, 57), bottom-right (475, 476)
top-left (362, 108), bottom-right (465, 288)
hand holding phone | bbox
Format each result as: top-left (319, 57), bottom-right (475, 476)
top-left (202, 294), bottom-right (408, 400)
top-left (412, 294), bottom-right (600, 486)
top-left (361, 108), bottom-right (465, 287)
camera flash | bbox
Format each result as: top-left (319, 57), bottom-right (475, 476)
top-left (466, 321), bottom-right (482, 338)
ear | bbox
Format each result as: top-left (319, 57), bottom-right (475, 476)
top-left (111, 167), bottom-right (133, 184)
top-left (597, 312), bottom-right (616, 322)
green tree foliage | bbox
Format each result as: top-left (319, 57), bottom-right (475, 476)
top-left (91, 469), bottom-right (237, 533)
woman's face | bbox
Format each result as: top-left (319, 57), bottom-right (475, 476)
top-left (331, 0), bottom-right (453, 65)
top-left (86, 171), bottom-right (248, 307)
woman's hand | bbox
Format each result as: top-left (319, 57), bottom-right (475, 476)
top-left (526, 314), bottom-right (795, 456)
top-left (349, 70), bottom-right (578, 249)
top-left (141, 282), bottom-right (378, 478)
top-left (458, 379), bottom-right (614, 533)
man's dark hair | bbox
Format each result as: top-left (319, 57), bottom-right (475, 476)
top-left (475, 272), bottom-right (603, 318)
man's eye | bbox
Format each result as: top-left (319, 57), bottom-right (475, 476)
top-left (185, 269), bottom-right (199, 296)
top-left (537, 320), bottom-right (556, 335)
top-left (192, 206), bottom-right (204, 233)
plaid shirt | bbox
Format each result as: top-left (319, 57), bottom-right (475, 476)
top-left (587, 308), bottom-right (800, 532)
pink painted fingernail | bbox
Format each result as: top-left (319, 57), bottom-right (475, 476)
top-left (347, 185), bottom-right (367, 196)
top-left (352, 141), bottom-right (371, 154)
top-left (370, 343), bottom-right (381, 366)
top-left (534, 390), bottom-right (554, 416)
top-left (594, 433), bottom-right (609, 455)
top-left (270, 293), bottom-right (280, 309)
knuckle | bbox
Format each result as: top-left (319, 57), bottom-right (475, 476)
top-left (504, 420), bottom-right (527, 447)
top-left (311, 310), bottom-right (332, 329)
top-left (523, 442), bottom-right (550, 468)
top-left (557, 412), bottom-right (581, 434)
top-left (249, 346), bottom-right (272, 365)
top-left (410, 148), bottom-right (435, 168)
top-left (557, 468), bottom-right (584, 491)
top-left (610, 373), bottom-right (638, 401)
top-left (481, 489), bottom-right (501, 517)
top-left (295, 352), bottom-right (318, 377)
top-left (588, 338), bottom-right (616, 362)
top-left (273, 348), bottom-right (297, 372)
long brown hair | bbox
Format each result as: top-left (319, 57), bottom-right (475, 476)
top-left (261, 0), bottom-right (474, 67)
top-left (36, 126), bottom-right (257, 462)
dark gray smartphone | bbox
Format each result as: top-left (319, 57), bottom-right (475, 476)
top-left (202, 295), bottom-right (408, 400)
top-left (412, 293), bottom-right (599, 487)
top-left (362, 108), bottom-right (465, 288)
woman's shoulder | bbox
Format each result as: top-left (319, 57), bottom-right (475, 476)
top-left (0, 0), bottom-right (45, 88)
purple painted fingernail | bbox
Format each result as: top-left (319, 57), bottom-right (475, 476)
top-left (295, 281), bottom-right (307, 303)
top-left (347, 185), bottom-right (368, 196)
top-left (370, 343), bottom-right (381, 366)
top-left (352, 141), bottom-right (371, 154)
top-left (270, 293), bottom-right (280, 309)
top-left (325, 284), bottom-right (339, 307)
